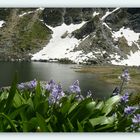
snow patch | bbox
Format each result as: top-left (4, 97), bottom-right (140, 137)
top-left (19, 8), bottom-right (44, 17)
top-left (31, 22), bottom-right (88, 63)
top-left (112, 27), bottom-right (140, 46)
top-left (93, 12), bottom-right (100, 17)
top-left (19, 11), bottom-right (34, 17)
top-left (0, 20), bottom-right (5, 28)
top-left (101, 8), bottom-right (120, 21)
top-left (111, 51), bottom-right (140, 66)
top-left (103, 22), bottom-right (111, 30)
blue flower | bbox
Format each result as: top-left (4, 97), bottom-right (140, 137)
top-left (18, 83), bottom-right (25, 90)
top-left (124, 106), bottom-right (137, 115)
top-left (30, 79), bottom-right (37, 88)
top-left (121, 92), bottom-right (129, 103)
top-left (69, 80), bottom-right (81, 93)
top-left (46, 80), bottom-right (56, 91)
top-left (121, 69), bottom-right (130, 82)
top-left (132, 114), bottom-right (140, 124)
top-left (48, 83), bottom-right (65, 104)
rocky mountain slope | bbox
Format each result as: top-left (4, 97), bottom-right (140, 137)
top-left (0, 8), bottom-right (140, 65)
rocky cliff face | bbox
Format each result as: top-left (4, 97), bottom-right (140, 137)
top-left (0, 8), bottom-right (52, 61)
top-left (0, 8), bottom-right (140, 65)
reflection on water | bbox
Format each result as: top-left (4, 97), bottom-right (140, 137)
top-left (0, 62), bottom-right (114, 99)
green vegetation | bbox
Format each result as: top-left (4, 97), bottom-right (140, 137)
top-left (0, 9), bottom-right (52, 60)
top-left (0, 69), bottom-right (140, 132)
top-left (15, 14), bottom-right (52, 52)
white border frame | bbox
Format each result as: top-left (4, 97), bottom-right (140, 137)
top-left (0, 0), bottom-right (140, 140)
top-left (0, 0), bottom-right (140, 7)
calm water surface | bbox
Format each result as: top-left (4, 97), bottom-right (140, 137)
top-left (0, 62), bottom-right (114, 99)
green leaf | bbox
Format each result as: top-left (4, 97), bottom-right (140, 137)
top-left (36, 112), bottom-right (47, 132)
top-left (89, 116), bottom-right (116, 127)
top-left (96, 101), bottom-right (104, 110)
top-left (89, 116), bottom-right (106, 127)
top-left (102, 95), bottom-right (120, 115)
top-left (68, 102), bottom-right (78, 114)
top-left (13, 91), bottom-right (26, 108)
top-left (67, 118), bottom-right (74, 132)
top-left (47, 123), bottom-right (53, 132)
top-left (0, 113), bottom-right (18, 132)
top-left (77, 120), bottom-right (84, 132)
top-left (20, 111), bottom-right (29, 132)
top-left (0, 99), bottom-right (7, 112)
top-left (34, 81), bottom-right (42, 108)
top-left (5, 73), bottom-right (18, 113)
top-left (9, 104), bottom-right (28, 119)
top-left (62, 124), bottom-right (67, 132)
top-left (60, 97), bottom-right (71, 115)
top-left (68, 99), bottom-right (96, 123)
top-left (36, 101), bottom-right (49, 116)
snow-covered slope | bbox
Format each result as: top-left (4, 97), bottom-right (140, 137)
top-left (32, 22), bottom-right (89, 63)
top-left (30, 8), bottom-right (140, 66)
top-left (111, 51), bottom-right (140, 66)
top-left (112, 27), bottom-right (140, 46)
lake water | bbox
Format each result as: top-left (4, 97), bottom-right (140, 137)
top-left (0, 61), bottom-right (114, 99)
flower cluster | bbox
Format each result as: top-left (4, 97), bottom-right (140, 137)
top-left (46, 80), bottom-right (56, 91)
top-left (69, 80), bottom-right (81, 93)
top-left (132, 114), bottom-right (140, 124)
top-left (28, 79), bottom-right (37, 88)
top-left (46, 80), bottom-right (65, 104)
top-left (18, 79), bottom-right (37, 90)
top-left (124, 106), bottom-right (137, 115)
top-left (18, 82), bottom-right (25, 90)
top-left (121, 92), bottom-right (129, 103)
top-left (120, 68), bottom-right (130, 82)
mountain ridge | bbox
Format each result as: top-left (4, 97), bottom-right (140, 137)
top-left (0, 8), bottom-right (140, 65)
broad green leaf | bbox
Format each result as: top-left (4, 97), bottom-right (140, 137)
top-left (0, 113), bottom-right (18, 132)
top-left (34, 81), bottom-right (42, 108)
top-left (47, 123), bottom-right (53, 132)
top-left (60, 97), bottom-right (71, 115)
top-left (27, 98), bottom-right (34, 108)
top-left (13, 91), bottom-right (26, 108)
top-left (5, 73), bottom-right (18, 113)
top-left (68, 102), bottom-right (79, 114)
top-left (77, 120), bottom-right (84, 132)
top-left (89, 116), bottom-right (106, 127)
top-left (9, 104), bottom-right (28, 119)
top-left (67, 118), bottom-right (74, 132)
top-left (96, 101), bottom-right (104, 110)
top-left (36, 101), bottom-right (49, 116)
top-left (36, 112), bottom-right (47, 132)
top-left (20, 111), bottom-right (28, 132)
top-left (102, 95), bottom-right (120, 115)
top-left (62, 124), bottom-right (67, 132)
top-left (89, 116), bottom-right (116, 127)
top-left (68, 99), bottom-right (96, 123)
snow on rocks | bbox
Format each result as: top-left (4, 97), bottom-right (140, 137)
top-left (93, 12), bottom-right (100, 17)
top-left (0, 20), bottom-right (5, 28)
top-left (31, 22), bottom-right (90, 63)
top-left (101, 8), bottom-right (120, 21)
top-left (112, 27), bottom-right (140, 46)
top-left (111, 51), bottom-right (140, 66)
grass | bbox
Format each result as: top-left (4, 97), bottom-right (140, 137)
top-left (75, 65), bottom-right (140, 94)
